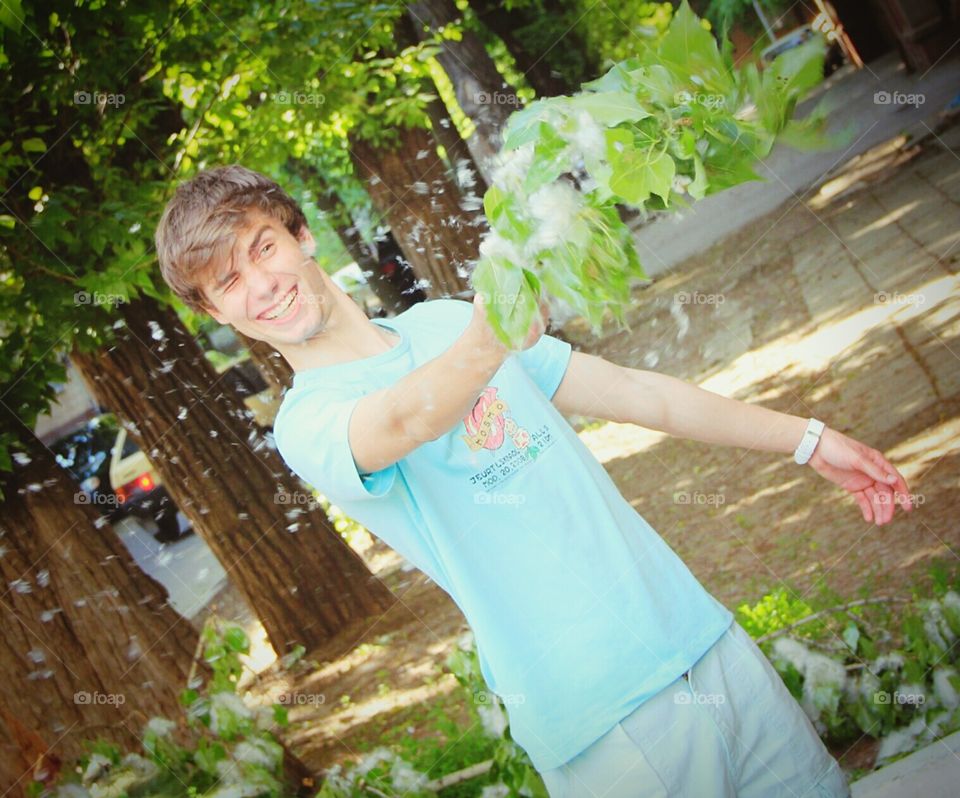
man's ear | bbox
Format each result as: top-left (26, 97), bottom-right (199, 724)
top-left (296, 225), bottom-right (316, 257)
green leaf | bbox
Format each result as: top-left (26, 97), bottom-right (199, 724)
top-left (606, 129), bottom-right (675, 206)
top-left (0, 0), bottom-right (23, 32)
top-left (524, 124), bottom-right (570, 193)
top-left (689, 154), bottom-right (707, 200)
top-left (657, 0), bottom-right (730, 93)
top-left (502, 105), bottom-right (552, 151)
top-left (842, 622), bottom-right (860, 653)
top-left (471, 256), bottom-right (538, 349)
top-left (566, 91), bottom-right (651, 126)
top-left (223, 625), bottom-right (249, 653)
top-left (22, 138), bottom-right (47, 154)
top-left (0, 215), bottom-right (15, 229)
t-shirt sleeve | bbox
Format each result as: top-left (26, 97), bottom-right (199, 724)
top-left (516, 333), bottom-right (573, 399)
top-left (275, 394), bottom-right (398, 503)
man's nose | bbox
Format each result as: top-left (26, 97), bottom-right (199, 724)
top-left (248, 264), bottom-right (279, 301)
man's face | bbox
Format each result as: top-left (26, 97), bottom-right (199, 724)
top-left (200, 210), bottom-right (331, 348)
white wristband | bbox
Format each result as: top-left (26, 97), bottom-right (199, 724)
top-left (794, 418), bottom-right (825, 465)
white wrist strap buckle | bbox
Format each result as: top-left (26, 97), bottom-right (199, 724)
top-left (794, 418), bottom-right (825, 465)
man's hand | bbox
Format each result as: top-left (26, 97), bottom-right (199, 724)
top-left (806, 427), bottom-right (914, 526)
top-left (469, 292), bottom-right (550, 354)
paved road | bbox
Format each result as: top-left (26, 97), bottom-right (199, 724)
top-left (630, 51), bottom-right (960, 276)
top-left (115, 514), bottom-right (226, 619)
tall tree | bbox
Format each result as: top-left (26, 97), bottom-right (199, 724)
top-left (71, 298), bottom-right (395, 655)
top-left (288, 160), bottom-right (429, 315)
top-left (468, 3), bottom-right (573, 96)
top-left (349, 123), bottom-right (480, 298)
top-left (467, 0), bottom-right (599, 91)
top-left (407, 0), bottom-right (519, 183)
top-left (0, 423), bottom-right (197, 790)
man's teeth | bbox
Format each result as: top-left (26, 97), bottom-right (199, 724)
top-left (264, 289), bottom-right (296, 320)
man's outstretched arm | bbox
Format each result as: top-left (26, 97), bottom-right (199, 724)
top-left (551, 351), bottom-right (914, 525)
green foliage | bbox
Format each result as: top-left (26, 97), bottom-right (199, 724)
top-left (316, 633), bottom-right (545, 798)
top-left (0, 0), bottom-right (441, 475)
top-left (736, 587), bottom-right (817, 638)
top-left (42, 619), bottom-right (295, 798)
top-left (705, 0), bottom-right (785, 38)
top-left (476, 0), bottom-right (837, 347)
top-left (749, 581), bottom-right (960, 772)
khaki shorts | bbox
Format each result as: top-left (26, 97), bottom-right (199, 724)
top-left (539, 621), bottom-right (851, 797)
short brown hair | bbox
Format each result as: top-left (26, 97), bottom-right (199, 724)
top-left (155, 165), bottom-right (308, 311)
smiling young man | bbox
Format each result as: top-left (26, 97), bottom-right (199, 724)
top-left (156, 165), bottom-right (913, 797)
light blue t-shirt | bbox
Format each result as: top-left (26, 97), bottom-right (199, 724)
top-left (274, 298), bottom-right (733, 772)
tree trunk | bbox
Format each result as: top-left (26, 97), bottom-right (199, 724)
top-left (407, 0), bottom-right (516, 184)
top-left (71, 297), bottom-right (395, 656)
top-left (287, 160), bottom-right (429, 316)
top-left (423, 95), bottom-right (488, 195)
top-left (468, 0), bottom-right (578, 96)
top-left (238, 332), bottom-right (294, 393)
top-left (0, 425), bottom-right (196, 791)
top-left (349, 124), bottom-right (482, 299)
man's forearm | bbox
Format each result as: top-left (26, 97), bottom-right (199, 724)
top-left (637, 369), bottom-right (808, 455)
top-left (385, 329), bottom-right (508, 444)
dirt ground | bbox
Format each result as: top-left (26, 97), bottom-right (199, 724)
top-left (219, 120), bottom-right (960, 782)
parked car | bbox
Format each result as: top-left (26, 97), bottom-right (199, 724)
top-left (52, 414), bottom-right (120, 514)
top-left (52, 413), bottom-right (189, 542)
top-left (109, 426), bottom-right (186, 542)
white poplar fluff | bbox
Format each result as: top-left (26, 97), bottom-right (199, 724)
top-left (872, 652), bottom-right (905, 674)
top-left (771, 637), bottom-right (847, 728)
top-left (481, 784), bottom-right (512, 798)
top-left (478, 699), bottom-right (509, 738)
top-left (933, 667), bottom-right (960, 710)
top-left (208, 691), bottom-right (254, 735)
top-left (232, 738), bottom-right (280, 768)
top-left (876, 716), bottom-right (927, 765)
top-left (526, 182), bottom-right (590, 255)
top-left (390, 757), bottom-right (431, 793)
top-left (488, 143), bottom-right (535, 195)
top-left (566, 110), bottom-right (606, 163)
top-left (354, 746), bottom-right (395, 777)
top-left (144, 716), bottom-right (176, 738)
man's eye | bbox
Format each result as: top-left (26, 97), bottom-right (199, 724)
top-left (260, 242), bottom-right (274, 256)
